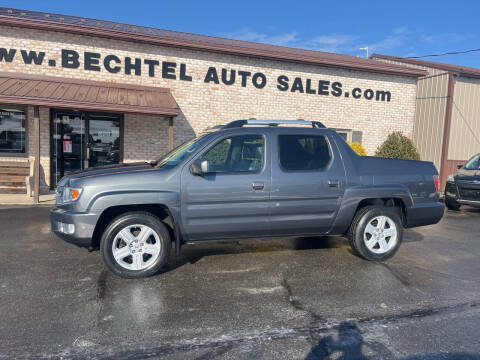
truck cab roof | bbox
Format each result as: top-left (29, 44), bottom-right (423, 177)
top-left (221, 119), bottom-right (327, 129)
top-left (203, 119), bottom-right (333, 137)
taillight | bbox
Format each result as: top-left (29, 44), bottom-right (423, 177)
top-left (433, 175), bottom-right (440, 193)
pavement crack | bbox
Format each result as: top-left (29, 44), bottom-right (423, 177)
top-left (94, 268), bottom-right (109, 328)
top-left (377, 262), bottom-right (410, 286)
top-left (281, 278), bottom-right (323, 322)
top-left (96, 268), bottom-right (107, 300)
top-left (40, 299), bottom-right (480, 359)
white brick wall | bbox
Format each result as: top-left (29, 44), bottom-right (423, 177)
top-left (0, 25), bottom-right (418, 188)
top-left (123, 114), bottom-right (169, 162)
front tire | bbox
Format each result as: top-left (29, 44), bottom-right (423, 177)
top-left (100, 212), bottom-right (171, 278)
top-left (348, 206), bottom-right (403, 261)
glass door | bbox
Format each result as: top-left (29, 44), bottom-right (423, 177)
top-left (52, 111), bottom-right (86, 186)
top-left (88, 114), bottom-right (121, 168)
top-left (51, 110), bottom-right (122, 187)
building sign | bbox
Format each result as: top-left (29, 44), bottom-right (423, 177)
top-left (0, 48), bottom-right (392, 102)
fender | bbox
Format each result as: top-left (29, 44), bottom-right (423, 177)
top-left (328, 184), bottom-right (414, 235)
top-left (87, 189), bottom-right (179, 213)
top-left (87, 190), bottom-right (185, 254)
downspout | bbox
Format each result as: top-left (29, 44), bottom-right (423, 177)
top-left (439, 72), bottom-right (455, 191)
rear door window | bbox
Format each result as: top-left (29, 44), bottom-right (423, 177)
top-left (279, 135), bottom-right (331, 171)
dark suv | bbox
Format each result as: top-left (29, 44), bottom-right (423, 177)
top-left (445, 153), bottom-right (480, 210)
top-left (50, 119), bottom-right (444, 278)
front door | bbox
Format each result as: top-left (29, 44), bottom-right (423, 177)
top-left (51, 110), bottom-right (122, 187)
top-left (180, 132), bottom-right (270, 241)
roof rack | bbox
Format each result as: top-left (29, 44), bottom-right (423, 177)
top-left (221, 119), bottom-right (326, 129)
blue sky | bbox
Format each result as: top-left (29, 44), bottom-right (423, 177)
top-left (2, 0), bottom-right (479, 67)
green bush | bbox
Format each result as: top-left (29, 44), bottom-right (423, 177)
top-left (375, 132), bottom-right (420, 160)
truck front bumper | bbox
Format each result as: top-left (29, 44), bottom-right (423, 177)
top-left (50, 207), bottom-right (100, 247)
top-left (445, 181), bottom-right (480, 207)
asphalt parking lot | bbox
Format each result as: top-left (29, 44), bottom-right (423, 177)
top-left (1, 206), bottom-right (480, 359)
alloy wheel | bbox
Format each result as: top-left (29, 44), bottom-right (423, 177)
top-left (111, 224), bottom-right (161, 271)
top-left (363, 215), bottom-right (398, 254)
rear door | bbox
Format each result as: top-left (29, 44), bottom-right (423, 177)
top-left (270, 129), bottom-right (346, 236)
top-left (180, 130), bottom-right (270, 241)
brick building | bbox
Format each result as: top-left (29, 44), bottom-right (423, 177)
top-left (0, 7), bottom-right (425, 195)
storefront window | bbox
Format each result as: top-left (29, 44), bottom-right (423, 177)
top-left (0, 106), bottom-right (26, 154)
top-left (332, 128), bottom-right (353, 143)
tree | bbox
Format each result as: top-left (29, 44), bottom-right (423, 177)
top-left (375, 132), bottom-right (420, 160)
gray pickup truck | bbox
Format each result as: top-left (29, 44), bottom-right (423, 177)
top-left (50, 119), bottom-right (444, 278)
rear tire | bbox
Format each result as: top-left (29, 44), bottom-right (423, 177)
top-left (445, 198), bottom-right (461, 211)
top-left (100, 211), bottom-right (171, 278)
top-left (347, 205), bottom-right (403, 261)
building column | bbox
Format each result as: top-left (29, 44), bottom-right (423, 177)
top-left (168, 117), bottom-right (174, 151)
top-left (439, 72), bottom-right (455, 190)
top-left (33, 106), bottom-right (40, 203)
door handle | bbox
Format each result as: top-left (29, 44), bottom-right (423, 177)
top-left (252, 181), bottom-right (265, 190)
top-left (328, 179), bottom-right (340, 188)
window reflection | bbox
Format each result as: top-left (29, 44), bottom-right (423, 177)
top-left (0, 107), bottom-right (26, 153)
top-left (88, 118), bottom-right (121, 168)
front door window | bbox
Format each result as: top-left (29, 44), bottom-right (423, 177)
top-left (51, 110), bottom-right (121, 187)
top-left (201, 135), bottom-right (264, 173)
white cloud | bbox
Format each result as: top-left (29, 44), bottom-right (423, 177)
top-left (222, 26), bottom-right (415, 56)
top-left (307, 33), bottom-right (357, 53)
top-left (394, 26), bottom-right (408, 35)
top-left (224, 29), bottom-right (298, 46)
top-left (311, 34), bottom-right (356, 46)
top-left (363, 29), bottom-right (409, 53)
top-left (420, 33), bottom-right (468, 44)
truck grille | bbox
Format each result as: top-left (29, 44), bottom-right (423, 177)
top-left (458, 188), bottom-right (480, 201)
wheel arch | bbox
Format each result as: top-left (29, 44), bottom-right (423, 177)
top-left (329, 185), bottom-right (413, 235)
top-left (353, 197), bottom-right (407, 225)
top-left (91, 203), bottom-right (181, 254)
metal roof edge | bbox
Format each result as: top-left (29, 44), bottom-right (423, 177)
top-left (0, 7), bottom-right (427, 78)
top-left (371, 53), bottom-right (480, 78)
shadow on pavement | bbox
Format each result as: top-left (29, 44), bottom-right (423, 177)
top-left (459, 206), bottom-right (480, 214)
top-left (163, 235), bottom-right (347, 272)
top-left (305, 321), bottom-right (392, 359)
top-left (402, 230), bottom-right (424, 243)
top-left (305, 321), bottom-right (479, 360)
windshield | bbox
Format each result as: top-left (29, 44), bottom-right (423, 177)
top-left (464, 154), bottom-right (480, 170)
top-left (154, 133), bottom-right (212, 169)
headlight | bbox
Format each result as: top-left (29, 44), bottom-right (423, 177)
top-left (60, 187), bottom-right (82, 203)
top-left (447, 174), bottom-right (455, 183)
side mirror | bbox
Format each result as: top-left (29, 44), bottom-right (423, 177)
top-left (457, 164), bottom-right (464, 169)
top-left (190, 159), bottom-right (210, 176)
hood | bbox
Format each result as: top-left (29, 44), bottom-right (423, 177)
top-left (455, 167), bottom-right (480, 181)
top-left (63, 162), bottom-right (154, 182)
